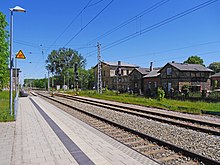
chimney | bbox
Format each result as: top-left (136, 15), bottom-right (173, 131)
top-left (118, 61), bottom-right (121, 66)
top-left (150, 62), bottom-right (153, 71)
top-left (172, 61), bottom-right (175, 63)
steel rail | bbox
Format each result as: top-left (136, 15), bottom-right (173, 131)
top-left (53, 93), bottom-right (220, 136)
top-left (36, 92), bottom-right (220, 165)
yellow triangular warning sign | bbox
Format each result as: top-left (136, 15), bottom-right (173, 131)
top-left (16, 50), bottom-right (26, 59)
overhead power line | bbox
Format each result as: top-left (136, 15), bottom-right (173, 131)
top-left (87, 0), bottom-right (170, 45)
top-left (84, 0), bottom-right (218, 58)
top-left (14, 40), bottom-right (40, 48)
top-left (101, 0), bottom-right (218, 52)
top-left (109, 40), bottom-right (220, 61)
top-left (147, 50), bottom-right (220, 65)
top-left (88, 0), bottom-right (105, 7)
top-left (45, 0), bottom-right (93, 54)
top-left (63, 0), bottom-right (114, 47)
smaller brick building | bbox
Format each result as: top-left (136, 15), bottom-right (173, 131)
top-left (129, 68), bottom-right (150, 94)
top-left (159, 62), bottom-right (214, 94)
top-left (143, 70), bottom-right (160, 97)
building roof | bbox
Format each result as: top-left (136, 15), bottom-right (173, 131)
top-left (161, 62), bottom-right (214, 72)
top-left (211, 72), bottom-right (220, 78)
top-left (134, 68), bottom-right (150, 75)
top-left (143, 70), bottom-right (160, 78)
top-left (102, 61), bottom-right (139, 68)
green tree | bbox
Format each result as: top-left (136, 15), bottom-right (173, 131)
top-left (24, 79), bottom-right (35, 87)
top-left (87, 68), bottom-right (95, 89)
top-left (33, 78), bottom-right (46, 88)
top-left (46, 48), bottom-right (86, 75)
top-left (0, 12), bottom-right (9, 90)
top-left (78, 68), bottom-right (95, 90)
top-left (208, 62), bottom-right (220, 73)
top-left (24, 78), bottom-right (47, 89)
top-left (46, 48), bottom-right (86, 89)
top-left (184, 55), bottom-right (204, 66)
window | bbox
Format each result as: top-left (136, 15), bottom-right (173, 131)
top-left (181, 72), bottom-right (186, 76)
top-left (154, 82), bottom-right (157, 88)
top-left (196, 72), bottom-right (200, 77)
top-left (148, 82), bottom-right (151, 88)
top-left (103, 71), bottom-right (105, 76)
top-left (167, 68), bottom-right (172, 75)
top-left (168, 82), bottom-right (172, 92)
top-left (121, 69), bottom-right (124, 75)
top-left (127, 70), bottom-right (129, 75)
top-left (186, 72), bottom-right (190, 77)
top-left (201, 72), bottom-right (205, 77)
top-left (191, 72), bottom-right (196, 77)
top-left (135, 83), bottom-right (138, 88)
top-left (110, 70), bottom-right (115, 76)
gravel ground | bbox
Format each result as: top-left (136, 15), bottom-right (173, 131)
top-left (56, 96), bottom-right (220, 162)
top-left (77, 96), bottom-right (220, 124)
top-left (38, 93), bottom-right (220, 163)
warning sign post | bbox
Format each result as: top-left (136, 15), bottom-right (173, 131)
top-left (16, 50), bottom-right (26, 59)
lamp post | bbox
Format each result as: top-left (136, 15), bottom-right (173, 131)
top-left (9, 6), bottom-right (26, 116)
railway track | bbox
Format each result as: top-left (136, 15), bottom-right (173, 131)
top-left (34, 92), bottom-right (220, 165)
top-left (53, 92), bottom-right (220, 136)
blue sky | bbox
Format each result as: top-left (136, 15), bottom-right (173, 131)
top-left (1, 0), bottom-right (220, 80)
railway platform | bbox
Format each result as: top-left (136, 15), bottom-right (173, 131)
top-left (2, 96), bottom-right (159, 165)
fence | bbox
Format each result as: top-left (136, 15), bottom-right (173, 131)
top-left (14, 92), bottom-right (19, 119)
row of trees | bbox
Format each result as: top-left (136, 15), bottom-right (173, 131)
top-left (25, 48), bottom-right (95, 90)
top-left (0, 12), bottom-right (9, 90)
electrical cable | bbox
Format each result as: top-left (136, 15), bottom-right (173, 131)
top-left (87, 0), bottom-right (170, 45)
top-left (84, 0), bottom-right (218, 58)
top-left (15, 40), bottom-right (96, 50)
top-left (110, 40), bottom-right (220, 60)
top-left (144, 50), bottom-right (220, 65)
top-left (14, 40), bottom-right (40, 48)
top-left (101, 0), bottom-right (218, 52)
top-left (87, 0), bottom-right (105, 7)
top-left (85, 0), bottom-right (218, 58)
top-left (45, 0), bottom-right (93, 54)
top-left (63, 0), bottom-right (114, 47)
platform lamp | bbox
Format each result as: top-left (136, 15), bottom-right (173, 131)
top-left (9, 6), bottom-right (26, 116)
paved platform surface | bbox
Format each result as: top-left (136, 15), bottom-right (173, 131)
top-left (0, 122), bottom-right (15, 165)
top-left (1, 96), bottom-right (159, 165)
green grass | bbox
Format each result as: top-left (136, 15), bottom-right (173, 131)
top-left (0, 91), bottom-right (14, 122)
top-left (63, 90), bottom-right (220, 114)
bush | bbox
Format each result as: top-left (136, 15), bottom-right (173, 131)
top-left (208, 91), bottom-right (220, 99)
top-left (157, 88), bottom-right (165, 101)
top-left (182, 85), bottom-right (189, 97)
